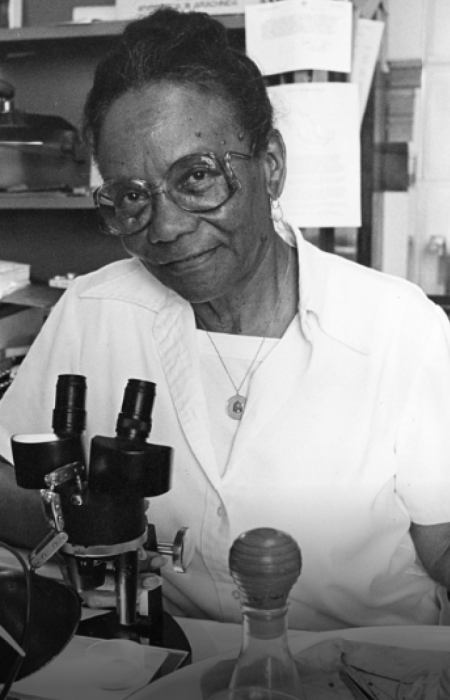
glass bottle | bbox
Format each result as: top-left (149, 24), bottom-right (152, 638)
top-left (211, 527), bottom-right (305, 700)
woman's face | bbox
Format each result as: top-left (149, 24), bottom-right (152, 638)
top-left (96, 81), bottom-right (283, 304)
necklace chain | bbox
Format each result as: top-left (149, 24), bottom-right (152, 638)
top-left (197, 246), bottom-right (293, 419)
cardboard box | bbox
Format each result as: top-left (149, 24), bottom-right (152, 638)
top-left (115, 0), bottom-right (259, 18)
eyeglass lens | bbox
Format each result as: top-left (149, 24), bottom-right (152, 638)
top-left (96, 153), bottom-right (234, 235)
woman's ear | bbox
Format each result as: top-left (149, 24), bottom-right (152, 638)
top-left (263, 129), bottom-right (287, 200)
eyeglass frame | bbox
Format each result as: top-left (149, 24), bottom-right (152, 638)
top-left (93, 150), bottom-right (254, 236)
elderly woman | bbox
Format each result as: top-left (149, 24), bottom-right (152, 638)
top-left (1, 7), bottom-right (450, 631)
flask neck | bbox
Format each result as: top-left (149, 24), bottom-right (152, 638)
top-left (241, 605), bottom-right (290, 642)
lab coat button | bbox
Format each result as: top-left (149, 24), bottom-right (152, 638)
top-left (232, 590), bottom-right (241, 600)
top-left (217, 506), bottom-right (224, 517)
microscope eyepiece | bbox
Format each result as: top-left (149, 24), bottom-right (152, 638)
top-left (52, 374), bottom-right (87, 438)
top-left (115, 379), bottom-right (156, 441)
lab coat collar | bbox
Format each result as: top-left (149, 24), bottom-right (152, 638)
top-left (280, 222), bottom-right (373, 355)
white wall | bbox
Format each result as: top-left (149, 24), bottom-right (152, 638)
top-left (383, 0), bottom-right (450, 294)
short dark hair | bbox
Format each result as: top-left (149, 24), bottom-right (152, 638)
top-left (83, 7), bottom-right (274, 157)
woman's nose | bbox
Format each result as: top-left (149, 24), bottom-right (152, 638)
top-left (146, 192), bottom-right (200, 243)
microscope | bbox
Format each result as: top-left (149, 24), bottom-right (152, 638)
top-left (10, 374), bottom-right (191, 652)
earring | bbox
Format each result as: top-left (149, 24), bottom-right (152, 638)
top-left (270, 198), bottom-right (284, 223)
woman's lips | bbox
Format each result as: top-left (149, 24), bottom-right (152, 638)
top-left (161, 248), bottom-right (217, 273)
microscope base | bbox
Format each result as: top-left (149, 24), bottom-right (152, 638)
top-left (76, 610), bottom-right (191, 669)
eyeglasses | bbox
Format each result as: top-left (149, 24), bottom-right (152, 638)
top-left (93, 150), bottom-right (253, 236)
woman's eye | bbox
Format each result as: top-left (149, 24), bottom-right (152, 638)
top-left (181, 168), bottom-right (217, 190)
top-left (120, 190), bottom-right (147, 207)
top-left (196, 168), bottom-right (212, 179)
top-left (188, 169), bottom-right (209, 182)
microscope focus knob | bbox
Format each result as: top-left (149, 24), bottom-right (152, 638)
top-left (229, 527), bottom-right (301, 610)
top-left (157, 527), bottom-right (193, 573)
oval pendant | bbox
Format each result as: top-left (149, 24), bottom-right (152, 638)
top-left (226, 394), bottom-right (246, 420)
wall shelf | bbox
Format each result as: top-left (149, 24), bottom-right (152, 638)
top-left (0, 194), bottom-right (95, 209)
top-left (1, 283), bottom-right (64, 309)
top-left (0, 16), bottom-right (244, 51)
top-left (0, 21), bottom-right (129, 43)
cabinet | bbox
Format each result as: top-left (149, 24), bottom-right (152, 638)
top-left (0, 19), bottom-right (245, 283)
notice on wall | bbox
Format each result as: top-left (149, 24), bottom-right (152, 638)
top-left (351, 18), bottom-right (385, 123)
top-left (245, 0), bottom-right (353, 76)
top-left (269, 82), bottom-right (361, 228)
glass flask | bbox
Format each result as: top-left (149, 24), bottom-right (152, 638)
top-left (210, 528), bottom-right (305, 700)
